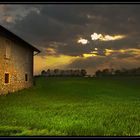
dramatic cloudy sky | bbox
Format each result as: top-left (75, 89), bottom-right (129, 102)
top-left (1, 4), bottom-right (140, 75)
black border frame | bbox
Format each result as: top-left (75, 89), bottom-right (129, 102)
top-left (0, 1), bottom-right (140, 139)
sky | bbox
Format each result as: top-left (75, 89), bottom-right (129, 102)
top-left (0, 4), bottom-right (140, 75)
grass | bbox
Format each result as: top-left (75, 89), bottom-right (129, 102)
top-left (0, 76), bottom-right (140, 136)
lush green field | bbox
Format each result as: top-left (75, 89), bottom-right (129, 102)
top-left (0, 76), bottom-right (140, 136)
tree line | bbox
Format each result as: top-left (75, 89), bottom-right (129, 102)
top-left (95, 67), bottom-right (140, 77)
top-left (39, 67), bottom-right (140, 78)
top-left (41, 69), bottom-right (87, 77)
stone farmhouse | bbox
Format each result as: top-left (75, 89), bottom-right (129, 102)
top-left (0, 25), bottom-right (40, 95)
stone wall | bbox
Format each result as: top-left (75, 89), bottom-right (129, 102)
top-left (0, 35), bottom-right (34, 94)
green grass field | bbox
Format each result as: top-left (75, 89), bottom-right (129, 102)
top-left (0, 76), bottom-right (140, 136)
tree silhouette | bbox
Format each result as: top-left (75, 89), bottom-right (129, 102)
top-left (81, 69), bottom-right (87, 76)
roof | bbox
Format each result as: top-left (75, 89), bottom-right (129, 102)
top-left (0, 25), bottom-right (40, 53)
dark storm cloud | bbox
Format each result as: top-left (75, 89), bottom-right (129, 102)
top-left (0, 5), bottom-right (41, 25)
top-left (2, 4), bottom-right (140, 51)
top-left (68, 56), bottom-right (107, 69)
top-left (8, 6), bottom-right (88, 50)
top-left (41, 5), bottom-right (91, 26)
top-left (92, 35), bottom-right (140, 50)
top-left (82, 4), bottom-right (140, 34)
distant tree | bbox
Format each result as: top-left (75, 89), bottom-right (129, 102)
top-left (81, 69), bottom-right (87, 76)
top-left (41, 70), bottom-right (46, 76)
top-left (73, 70), bottom-right (80, 76)
top-left (77, 69), bottom-right (81, 76)
top-left (131, 68), bottom-right (140, 76)
top-left (54, 69), bottom-right (59, 76)
top-left (95, 70), bottom-right (102, 77)
top-left (46, 69), bottom-right (51, 77)
top-left (114, 69), bottom-right (121, 76)
top-left (95, 67), bottom-right (140, 77)
top-left (102, 68), bottom-right (110, 76)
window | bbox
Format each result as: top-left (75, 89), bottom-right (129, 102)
top-left (26, 52), bottom-right (29, 63)
top-left (5, 45), bottom-right (11, 59)
top-left (5, 73), bottom-right (9, 84)
top-left (25, 74), bottom-right (28, 81)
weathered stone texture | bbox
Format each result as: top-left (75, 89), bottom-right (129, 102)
top-left (0, 35), bottom-right (34, 94)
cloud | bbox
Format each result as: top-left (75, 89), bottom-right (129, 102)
top-left (104, 48), bottom-right (140, 57)
top-left (77, 37), bottom-right (89, 45)
top-left (0, 5), bottom-right (41, 24)
top-left (2, 15), bottom-right (15, 23)
top-left (41, 5), bottom-right (91, 26)
top-left (91, 33), bottom-right (126, 41)
top-left (82, 53), bottom-right (98, 58)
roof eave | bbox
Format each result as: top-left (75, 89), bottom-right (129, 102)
top-left (0, 25), bottom-right (41, 54)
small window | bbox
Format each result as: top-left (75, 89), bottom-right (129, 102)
top-left (25, 74), bottom-right (28, 81)
top-left (5, 45), bottom-right (11, 59)
top-left (26, 52), bottom-right (29, 63)
top-left (5, 73), bottom-right (9, 84)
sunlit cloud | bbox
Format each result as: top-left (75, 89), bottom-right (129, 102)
top-left (105, 48), bottom-right (140, 56)
top-left (82, 48), bottom-right (140, 58)
top-left (46, 47), bottom-right (57, 55)
top-left (0, 5), bottom-right (41, 24)
top-left (91, 33), bottom-right (102, 41)
top-left (77, 37), bottom-right (89, 45)
top-left (104, 49), bottom-right (115, 56)
top-left (82, 51), bottom-right (98, 58)
top-left (2, 16), bottom-right (15, 23)
top-left (83, 53), bottom-right (98, 58)
top-left (91, 32), bottom-right (126, 41)
top-left (91, 51), bottom-right (98, 54)
top-left (45, 55), bottom-right (80, 68)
